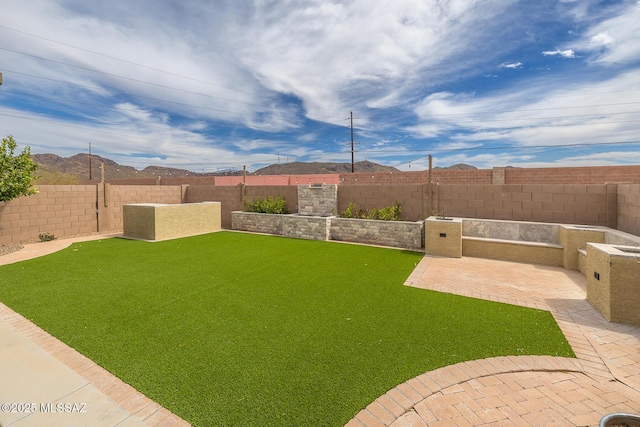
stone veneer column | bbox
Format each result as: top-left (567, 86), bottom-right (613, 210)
top-left (297, 184), bottom-right (337, 216)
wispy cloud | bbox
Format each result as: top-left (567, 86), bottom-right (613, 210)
top-left (0, 0), bottom-right (638, 172)
top-left (542, 49), bottom-right (577, 58)
top-left (499, 62), bottom-right (523, 69)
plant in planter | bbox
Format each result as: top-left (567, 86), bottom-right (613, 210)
top-left (430, 207), bottom-right (451, 220)
top-left (243, 195), bottom-right (289, 214)
top-left (339, 202), bottom-right (402, 221)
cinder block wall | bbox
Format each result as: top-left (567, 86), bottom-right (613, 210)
top-left (185, 185), bottom-right (298, 229)
top-left (100, 185), bottom-right (183, 231)
top-left (505, 165), bottom-right (640, 184)
top-left (617, 184), bottom-right (640, 236)
top-left (0, 184), bottom-right (184, 244)
top-left (337, 184), bottom-right (430, 221)
top-left (340, 169), bottom-right (493, 185)
top-left (0, 185), bottom-right (97, 244)
top-left (2, 180), bottom-right (637, 244)
top-left (339, 165), bottom-right (640, 186)
top-left (434, 184), bottom-right (611, 226)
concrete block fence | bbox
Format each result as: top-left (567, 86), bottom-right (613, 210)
top-left (2, 182), bottom-right (639, 244)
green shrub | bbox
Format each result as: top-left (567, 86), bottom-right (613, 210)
top-left (376, 202), bottom-right (402, 221)
top-left (243, 195), bottom-right (289, 214)
top-left (340, 202), bottom-right (402, 221)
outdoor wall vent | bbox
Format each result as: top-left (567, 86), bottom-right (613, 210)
top-left (310, 183), bottom-right (323, 188)
top-left (594, 271), bottom-right (600, 281)
top-left (439, 233), bottom-right (447, 238)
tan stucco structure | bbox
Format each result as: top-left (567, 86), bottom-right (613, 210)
top-left (123, 202), bottom-right (221, 241)
top-left (425, 217), bottom-right (462, 258)
top-left (586, 243), bottom-right (640, 326)
top-left (462, 239), bottom-right (563, 266)
top-left (559, 226), bottom-right (605, 270)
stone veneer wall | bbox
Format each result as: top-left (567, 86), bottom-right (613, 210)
top-left (231, 211), bottom-right (424, 249)
top-left (282, 215), bottom-right (331, 241)
top-left (330, 217), bottom-right (424, 249)
top-left (231, 211), bottom-right (283, 235)
top-left (297, 184), bottom-right (337, 216)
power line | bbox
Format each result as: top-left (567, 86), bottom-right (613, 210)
top-left (0, 109), bottom-right (351, 146)
top-left (390, 140), bottom-right (640, 167)
top-left (418, 101), bottom-right (640, 118)
top-left (0, 46), bottom-right (280, 108)
top-left (0, 24), bottom-right (262, 97)
top-left (0, 68), bottom-right (350, 123)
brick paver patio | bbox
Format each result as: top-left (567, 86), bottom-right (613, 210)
top-left (347, 255), bottom-right (640, 427)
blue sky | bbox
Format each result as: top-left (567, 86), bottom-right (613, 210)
top-left (1, 0), bottom-right (639, 173)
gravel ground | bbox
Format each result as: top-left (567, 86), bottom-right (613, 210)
top-left (0, 243), bottom-right (24, 256)
top-left (0, 232), bottom-right (113, 257)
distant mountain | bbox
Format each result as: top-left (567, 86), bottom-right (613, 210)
top-left (31, 153), bottom-right (203, 182)
top-left (254, 160), bottom-right (398, 175)
top-left (31, 153), bottom-right (477, 184)
top-left (433, 163), bottom-right (477, 170)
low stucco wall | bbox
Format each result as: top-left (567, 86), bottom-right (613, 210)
top-left (559, 226), bottom-right (606, 270)
top-left (123, 202), bottom-right (221, 241)
top-left (587, 243), bottom-right (640, 326)
top-left (463, 238), bottom-right (564, 267)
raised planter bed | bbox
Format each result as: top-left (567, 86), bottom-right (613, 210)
top-left (330, 217), bottom-right (424, 249)
top-left (231, 211), bottom-right (424, 250)
top-left (231, 211), bottom-right (283, 235)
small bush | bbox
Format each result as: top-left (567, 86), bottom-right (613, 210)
top-left (243, 196), bottom-right (289, 214)
top-left (340, 202), bottom-right (402, 221)
top-left (39, 232), bottom-right (56, 242)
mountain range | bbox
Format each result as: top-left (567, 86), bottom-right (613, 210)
top-left (30, 153), bottom-right (476, 184)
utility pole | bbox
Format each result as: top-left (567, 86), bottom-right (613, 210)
top-left (350, 111), bottom-right (355, 173)
top-left (428, 154), bottom-right (433, 215)
top-left (0, 71), bottom-right (3, 85)
top-left (89, 143), bottom-right (92, 180)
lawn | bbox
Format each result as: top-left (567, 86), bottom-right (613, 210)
top-left (0, 232), bottom-right (574, 426)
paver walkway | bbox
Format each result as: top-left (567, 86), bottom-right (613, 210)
top-left (347, 255), bottom-right (640, 427)
top-left (0, 235), bottom-right (190, 427)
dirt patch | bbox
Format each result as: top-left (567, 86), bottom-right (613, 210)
top-left (0, 243), bottom-right (24, 257)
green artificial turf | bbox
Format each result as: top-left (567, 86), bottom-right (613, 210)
top-left (0, 232), bottom-right (574, 426)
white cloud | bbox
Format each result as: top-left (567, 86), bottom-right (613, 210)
top-left (239, 0), bottom-right (521, 117)
top-left (412, 67), bottom-right (640, 151)
top-left (577, 3), bottom-right (640, 65)
top-left (542, 49), bottom-right (577, 58)
top-left (590, 32), bottom-right (614, 47)
top-left (1, 0), bottom-right (639, 171)
top-left (499, 62), bottom-right (523, 69)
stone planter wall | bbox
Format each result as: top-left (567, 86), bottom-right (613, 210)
top-left (330, 217), bottom-right (424, 249)
top-left (231, 211), bottom-right (424, 249)
top-left (283, 215), bottom-right (331, 241)
top-left (231, 211), bottom-right (282, 235)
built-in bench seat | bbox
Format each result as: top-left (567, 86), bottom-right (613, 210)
top-left (460, 218), bottom-right (564, 266)
top-left (426, 217), bottom-right (640, 269)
